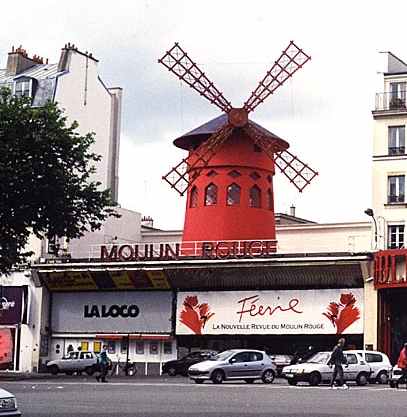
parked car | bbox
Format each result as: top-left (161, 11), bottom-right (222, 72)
top-left (162, 350), bottom-right (217, 376)
top-left (281, 350), bottom-right (372, 386)
top-left (269, 354), bottom-right (293, 376)
top-left (46, 351), bottom-right (98, 375)
top-left (0, 387), bottom-right (21, 416)
top-left (188, 349), bottom-right (277, 384)
top-left (389, 365), bottom-right (403, 388)
top-left (353, 350), bottom-right (392, 384)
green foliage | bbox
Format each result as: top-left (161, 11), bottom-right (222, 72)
top-left (0, 87), bottom-right (119, 274)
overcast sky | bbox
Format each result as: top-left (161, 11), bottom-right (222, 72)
top-left (1, 0), bottom-right (407, 230)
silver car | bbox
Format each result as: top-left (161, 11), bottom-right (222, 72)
top-left (0, 388), bottom-right (21, 416)
top-left (282, 351), bottom-right (372, 386)
top-left (188, 349), bottom-right (277, 384)
top-left (46, 351), bottom-right (98, 375)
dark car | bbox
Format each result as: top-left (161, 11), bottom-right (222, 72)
top-left (162, 350), bottom-right (217, 376)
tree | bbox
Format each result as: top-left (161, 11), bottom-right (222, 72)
top-left (0, 87), bottom-right (119, 274)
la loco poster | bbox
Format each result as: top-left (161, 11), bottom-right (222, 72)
top-left (176, 289), bottom-right (364, 336)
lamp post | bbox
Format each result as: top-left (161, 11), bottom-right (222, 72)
top-left (364, 208), bottom-right (378, 249)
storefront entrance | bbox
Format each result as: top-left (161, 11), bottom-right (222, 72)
top-left (378, 288), bottom-right (407, 363)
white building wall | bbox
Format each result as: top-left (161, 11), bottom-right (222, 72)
top-left (54, 51), bottom-right (114, 193)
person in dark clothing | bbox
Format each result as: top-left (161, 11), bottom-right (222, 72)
top-left (96, 345), bottom-right (109, 383)
top-left (396, 343), bottom-right (407, 388)
top-left (328, 338), bottom-right (348, 389)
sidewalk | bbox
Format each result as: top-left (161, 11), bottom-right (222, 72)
top-left (0, 372), bottom-right (184, 382)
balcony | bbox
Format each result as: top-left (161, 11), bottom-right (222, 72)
top-left (387, 194), bottom-right (405, 204)
top-left (388, 146), bottom-right (406, 156)
top-left (374, 92), bottom-right (407, 114)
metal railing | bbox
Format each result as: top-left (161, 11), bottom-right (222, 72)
top-left (388, 194), bottom-right (405, 204)
top-left (388, 147), bottom-right (406, 155)
top-left (375, 92), bottom-right (407, 112)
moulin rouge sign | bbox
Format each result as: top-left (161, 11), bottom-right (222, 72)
top-left (100, 240), bottom-right (277, 262)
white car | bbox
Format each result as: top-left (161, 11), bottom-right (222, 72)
top-left (353, 350), bottom-right (391, 384)
top-left (0, 388), bottom-right (21, 416)
top-left (46, 351), bottom-right (98, 375)
top-left (389, 365), bottom-right (403, 388)
top-left (282, 351), bottom-right (372, 386)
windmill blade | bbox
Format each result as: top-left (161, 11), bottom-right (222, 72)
top-left (243, 41), bottom-right (311, 113)
top-left (243, 123), bottom-right (317, 192)
top-left (162, 124), bottom-right (234, 196)
top-left (273, 150), bottom-right (318, 192)
top-left (158, 43), bottom-right (232, 113)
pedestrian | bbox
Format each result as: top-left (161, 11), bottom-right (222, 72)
top-left (96, 345), bottom-right (109, 383)
top-left (328, 338), bottom-right (348, 389)
top-left (395, 342), bottom-right (407, 388)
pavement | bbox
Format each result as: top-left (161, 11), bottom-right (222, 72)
top-left (2, 377), bottom-right (407, 417)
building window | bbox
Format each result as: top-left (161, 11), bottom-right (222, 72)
top-left (389, 126), bottom-right (405, 155)
top-left (250, 172), bottom-right (261, 181)
top-left (190, 186), bottom-right (198, 208)
top-left (227, 183), bottom-right (241, 206)
top-left (388, 175), bottom-right (405, 203)
top-left (14, 79), bottom-right (31, 98)
top-left (149, 341), bottom-right (159, 355)
top-left (207, 170), bottom-right (218, 177)
top-left (204, 183), bottom-right (218, 206)
top-left (163, 342), bottom-right (172, 354)
top-left (136, 341), bottom-right (144, 355)
top-left (107, 341), bottom-right (116, 354)
top-left (390, 82), bottom-right (406, 109)
top-left (93, 341), bottom-right (101, 353)
top-left (228, 170), bottom-right (241, 178)
top-left (120, 338), bottom-right (128, 354)
top-left (388, 225), bottom-right (405, 249)
top-left (249, 185), bottom-right (261, 208)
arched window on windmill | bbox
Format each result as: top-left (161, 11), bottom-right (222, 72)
top-left (204, 183), bottom-right (218, 206)
top-left (227, 183), bottom-right (241, 206)
top-left (249, 185), bottom-right (261, 208)
top-left (267, 188), bottom-right (274, 210)
top-left (190, 186), bottom-right (198, 208)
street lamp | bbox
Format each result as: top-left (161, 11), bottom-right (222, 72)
top-left (364, 208), bottom-right (378, 248)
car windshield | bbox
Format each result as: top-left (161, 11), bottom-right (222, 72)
top-left (306, 352), bottom-right (329, 364)
top-left (210, 350), bottom-right (235, 361)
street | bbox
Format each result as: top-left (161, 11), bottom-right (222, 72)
top-left (3, 377), bottom-right (407, 417)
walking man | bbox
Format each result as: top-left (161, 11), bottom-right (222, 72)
top-left (96, 345), bottom-right (109, 383)
top-left (328, 338), bottom-right (348, 389)
top-left (396, 342), bottom-right (407, 388)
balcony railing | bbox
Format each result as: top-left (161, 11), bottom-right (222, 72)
top-left (375, 92), bottom-right (407, 112)
top-left (388, 194), bottom-right (405, 204)
top-left (388, 147), bottom-right (406, 155)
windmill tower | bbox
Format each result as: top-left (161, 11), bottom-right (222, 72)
top-left (159, 42), bottom-right (317, 245)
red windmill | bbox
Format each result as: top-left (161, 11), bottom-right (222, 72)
top-left (159, 41), bottom-right (317, 246)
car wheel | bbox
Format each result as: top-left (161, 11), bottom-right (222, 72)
top-left (65, 370), bottom-right (74, 376)
top-left (309, 372), bottom-right (321, 386)
top-left (85, 366), bottom-right (95, 376)
top-left (287, 378), bottom-right (298, 386)
top-left (244, 379), bottom-right (255, 384)
top-left (262, 370), bottom-right (275, 384)
top-left (49, 365), bottom-right (59, 375)
top-left (356, 372), bottom-right (368, 386)
top-left (376, 371), bottom-right (389, 385)
top-left (167, 367), bottom-right (177, 377)
top-left (211, 370), bottom-right (225, 384)
top-left (194, 379), bottom-right (204, 384)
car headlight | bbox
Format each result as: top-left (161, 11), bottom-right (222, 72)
top-left (0, 397), bottom-right (17, 410)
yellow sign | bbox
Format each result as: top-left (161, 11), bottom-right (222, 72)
top-left (145, 270), bottom-right (170, 289)
top-left (109, 270), bottom-right (135, 289)
top-left (45, 271), bottom-right (98, 291)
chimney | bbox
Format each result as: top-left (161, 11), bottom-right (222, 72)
top-left (6, 46), bottom-right (37, 76)
top-left (290, 205), bottom-right (296, 217)
top-left (141, 216), bottom-right (154, 228)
